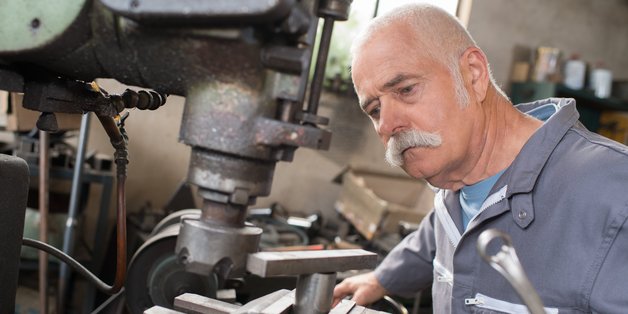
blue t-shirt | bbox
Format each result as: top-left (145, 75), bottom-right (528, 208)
top-left (460, 169), bottom-right (505, 229)
top-left (459, 103), bottom-right (558, 230)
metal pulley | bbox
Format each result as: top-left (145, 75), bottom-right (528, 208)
top-left (126, 210), bottom-right (218, 313)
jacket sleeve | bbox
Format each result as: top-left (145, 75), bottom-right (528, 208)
top-left (374, 210), bottom-right (436, 297)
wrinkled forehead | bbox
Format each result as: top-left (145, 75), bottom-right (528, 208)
top-left (351, 31), bottom-right (438, 91)
top-left (353, 28), bottom-right (416, 73)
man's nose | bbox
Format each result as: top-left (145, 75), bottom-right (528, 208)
top-left (377, 100), bottom-right (405, 137)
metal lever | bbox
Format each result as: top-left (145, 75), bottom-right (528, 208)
top-left (476, 229), bottom-right (546, 314)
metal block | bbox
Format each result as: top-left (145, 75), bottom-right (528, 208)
top-left (336, 303), bottom-right (388, 314)
top-left (234, 289), bottom-right (292, 314)
top-left (260, 290), bottom-right (295, 314)
top-left (144, 306), bottom-right (184, 314)
top-left (247, 249), bottom-right (377, 277)
top-left (174, 293), bottom-right (240, 314)
top-left (217, 289), bottom-right (237, 303)
top-left (330, 300), bottom-right (357, 314)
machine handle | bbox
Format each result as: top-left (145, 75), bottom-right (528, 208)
top-left (477, 229), bottom-right (547, 314)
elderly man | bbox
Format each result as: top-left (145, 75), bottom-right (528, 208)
top-left (333, 4), bottom-right (628, 313)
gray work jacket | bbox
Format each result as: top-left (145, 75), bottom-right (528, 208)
top-left (374, 98), bottom-right (628, 313)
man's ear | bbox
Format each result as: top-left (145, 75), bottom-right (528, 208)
top-left (459, 47), bottom-right (490, 103)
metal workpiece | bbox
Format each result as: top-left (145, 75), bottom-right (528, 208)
top-left (329, 300), bottom-right (358, 314)
top-left (171, 290), bottom-right (295, 314)
top-left (176, 217), bottom-right (262, 279)
top-left (330, 300), bottom-right (389, 314)
top-left (174, 293), bottom-right (241, 314)
top-left (235, 289), bottom-right (294, 314)
top-left (144, 306), bottom-right (183, 314)
top-left (295, 273), bottom-right (336, 314)
top-left (247, 249), bottom-right (378, 277)
top-left (477, 229), bottom-right (547, 314)
top-left (149, 292), bottom-right (388, 314)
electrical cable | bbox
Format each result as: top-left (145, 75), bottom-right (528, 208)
top-left (22, 238), bottom-right (119, 293)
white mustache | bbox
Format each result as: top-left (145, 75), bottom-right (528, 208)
top-left (385, 129), bottom-right (442, 167)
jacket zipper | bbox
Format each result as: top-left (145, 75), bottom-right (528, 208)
top-left (465, 293), bottom-right (559, 314)
top-left (433, 259), bottom-right (453, 286)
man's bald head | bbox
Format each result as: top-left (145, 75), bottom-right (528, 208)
top-left (351, 4), bottom-right (475, 64)
top-left (351, 4), bottom-right (504, 105)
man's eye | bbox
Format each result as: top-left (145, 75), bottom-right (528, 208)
top-left (367, 107), bottom-right (380, 118)
top-left (399, 85), bottom-right (415, 95)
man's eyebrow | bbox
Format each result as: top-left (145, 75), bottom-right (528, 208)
top-left (382, 74), bottom-right (412, 90)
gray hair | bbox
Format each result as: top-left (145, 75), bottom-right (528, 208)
top-left (351, 4), bottom-right (506, 105)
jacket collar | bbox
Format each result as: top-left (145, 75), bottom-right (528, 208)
top-left (502, 98), bottom-right (580, 197)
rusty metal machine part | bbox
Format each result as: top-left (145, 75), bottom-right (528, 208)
top-left (176, 216), bottom-right (263, 281)
top-left (174, 0), bottom-right (351, 282)
top-left (0, 0), bottom-right (354, 310)
top-left (477, 229), bottom-right (547, 314)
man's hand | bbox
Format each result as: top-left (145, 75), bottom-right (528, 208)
top-left (332, 272), bottom-right (387, 308)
